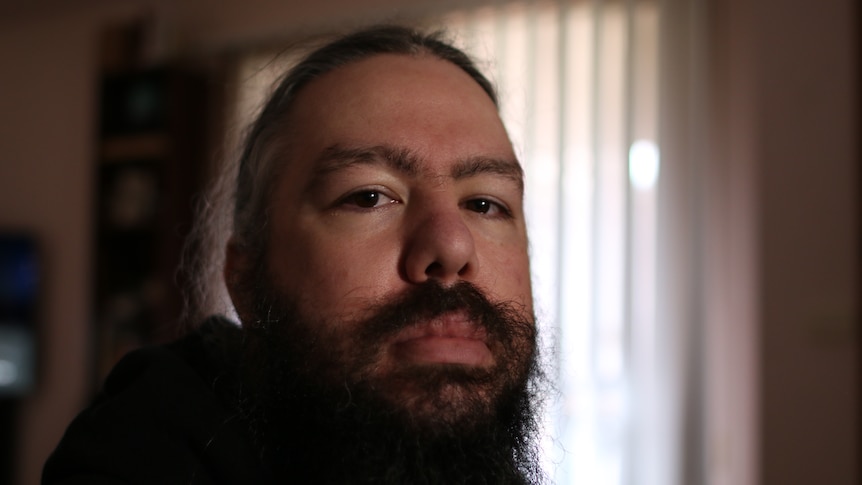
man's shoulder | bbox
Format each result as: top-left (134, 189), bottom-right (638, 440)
top-left (98, 316), bottom-right (241, 400)
top-left (93, 316), bottom-right (242, 426)
top-left (42, 316), bottom-right (268, 485)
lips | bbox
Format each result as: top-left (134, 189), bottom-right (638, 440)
top-left (390, 310), bottom-right (494, 367)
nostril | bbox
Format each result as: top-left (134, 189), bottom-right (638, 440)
top-left (425, 261), bottom-right (443, 276)
top-left (424, 261), bottom-right (473, 281)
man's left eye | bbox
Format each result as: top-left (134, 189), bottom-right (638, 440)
top-left (464, 198), bottom-right (509, 217)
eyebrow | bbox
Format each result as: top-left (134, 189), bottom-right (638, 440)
top-left (311, 143), bottom-right (524, 192)
top-left (313, 144), bottom-right (420, 177)
top-left (451, 156), bottom-right (524, 193)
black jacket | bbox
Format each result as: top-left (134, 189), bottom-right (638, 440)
top-left (42, 317), bottom-right (270, 484)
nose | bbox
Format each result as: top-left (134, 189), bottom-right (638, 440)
top-left (402, 206), bottom-right (479, 285)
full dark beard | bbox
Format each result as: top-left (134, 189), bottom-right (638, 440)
top-left (237, 276), bottom-right (548, 484)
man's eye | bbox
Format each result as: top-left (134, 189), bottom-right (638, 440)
top-left (341, 190), bottom-right (397, 209)
top-left (464, 198), bottom-right (509, 217)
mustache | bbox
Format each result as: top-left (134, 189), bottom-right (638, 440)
top-left (350, 280), bottom-right (534, 347)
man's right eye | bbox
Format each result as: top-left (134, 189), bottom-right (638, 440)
top-left (340, 190), bottom-right (398, 209)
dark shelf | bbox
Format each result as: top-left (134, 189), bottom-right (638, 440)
top-left (92, 66), bottom-right (207, 383)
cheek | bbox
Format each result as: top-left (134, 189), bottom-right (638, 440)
top-left (478, 239), bottom-right (533, 308)
top-left (267, 225), bottom-right (401, 314)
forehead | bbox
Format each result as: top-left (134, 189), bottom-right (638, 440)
top-left (280, 53), bottom-right (515, 173)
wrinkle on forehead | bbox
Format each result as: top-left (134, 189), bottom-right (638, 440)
top-left (311, 143), bottom-right (524, 193)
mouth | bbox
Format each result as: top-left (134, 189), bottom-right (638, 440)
top-left (389, 310), bottom-right (494, 367)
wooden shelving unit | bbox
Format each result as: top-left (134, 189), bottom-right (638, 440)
top-left (93, 66), bottom-right (206, 382)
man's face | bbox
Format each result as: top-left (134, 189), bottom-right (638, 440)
top-left (235, 53), bottom-right (535, 423)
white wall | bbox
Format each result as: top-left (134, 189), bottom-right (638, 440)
top-left (0, 10), bottom-right (97, 485)
top-left (753, 0), bottom-right (858, 483)
top-left (705, 0), bottom-right (858, 483)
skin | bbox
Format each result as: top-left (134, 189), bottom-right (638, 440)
top-left (227, 53), bottom-right (533, 377)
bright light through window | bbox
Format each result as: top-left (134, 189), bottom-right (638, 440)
top-left (629, 140), bottom-right (660, 190)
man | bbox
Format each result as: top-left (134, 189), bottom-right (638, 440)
top-left (44, 25), bottom-right (547, 484)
